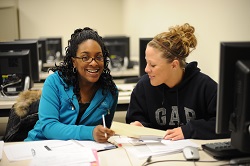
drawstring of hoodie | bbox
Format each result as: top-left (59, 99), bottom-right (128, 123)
top-left (176, 89), bottom-right (181, 127)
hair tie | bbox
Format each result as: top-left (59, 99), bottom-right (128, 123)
top-left (152, 39), bottom-right (178, 57)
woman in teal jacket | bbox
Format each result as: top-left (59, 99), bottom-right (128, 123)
top-left (25, 27), bottom-right (118, 143)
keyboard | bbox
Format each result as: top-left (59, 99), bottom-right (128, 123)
top-left (0, 95), bottom-right (18, 101)
top-left (202, 141), bottom-right (250, 159)
top-left (0, 141), bottom-right (3, 160)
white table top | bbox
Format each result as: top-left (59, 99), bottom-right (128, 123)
top-left (0, 122), bottom-right (231, 166)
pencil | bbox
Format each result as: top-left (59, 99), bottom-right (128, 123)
top-left (102, 114), bottom-right (107, 138)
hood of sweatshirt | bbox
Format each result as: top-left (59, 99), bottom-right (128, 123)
top-left (165, 61), bottom-right (200, 92)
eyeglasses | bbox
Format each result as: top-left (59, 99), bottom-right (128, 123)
top-left (74, 55), bottom-right (104, 63)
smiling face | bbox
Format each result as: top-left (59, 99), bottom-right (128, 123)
top-left (72, 39), bottom-right (104, 85)
top-left (145, 45), bottom-right (181, 87)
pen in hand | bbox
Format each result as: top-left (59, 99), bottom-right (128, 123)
top-left (102, 114), bottom-right (107, 138)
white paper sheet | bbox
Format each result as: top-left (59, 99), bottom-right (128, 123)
top-left (4, 140), bottom-right (97, 165)
top-left (4, 142), bottom-right (35, 161)
top-left (76, 140), bottom-right (116, 151)
top-left (30, 147), bottom-right (96, 166)
top-left (112, 136), bottom-right (199, 158)
top-left (147, 139), bottom-right (199, 153)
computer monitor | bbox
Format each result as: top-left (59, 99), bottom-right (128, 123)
top-left (123, 37), bottom-right (153, 83)
top-left (0, 50), bottom-right (32, 96)
top-left (216, 42), bottom-right (250, 153)
top-left (15, 38), bottom-right (47, 64)
top-left (37, 38), bottom-right (50, 72)
top-left (0, 40), bottom-right (40, 82)
top-left (103, 36), bottom-right (130, 69)
top-left (37, 38), bottom-right (48, 64)
top-left (46, 37), bottom-right (63, 62)
top-left (15, 38), bottom-right (48, 72)
top-left (139, 38), bottom-right (153, 77)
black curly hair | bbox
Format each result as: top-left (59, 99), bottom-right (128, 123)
top-left (49, 27), bottom-right (117, 100)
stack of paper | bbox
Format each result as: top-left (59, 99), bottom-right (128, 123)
top-left (112, 136), bottom-right (199, 158)
top-left (3, 140), bottom-right (105, 165)
top-left (76, 140), bottom-right (117, 152)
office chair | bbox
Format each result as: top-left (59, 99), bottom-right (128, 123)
top-left (3, 90), bottom-right (41, 142)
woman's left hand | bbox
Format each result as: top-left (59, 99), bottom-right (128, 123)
top-left (163, 127), bottom-right (184, 141)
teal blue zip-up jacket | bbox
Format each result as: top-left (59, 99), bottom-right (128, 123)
top-left (25, 71), bottom-right (118, 141)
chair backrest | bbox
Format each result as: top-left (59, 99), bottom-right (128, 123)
top-left (3, 90), bottom-right (41, 142)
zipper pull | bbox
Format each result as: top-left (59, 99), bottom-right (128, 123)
top-left (70, 101), bottom-right (75, 110)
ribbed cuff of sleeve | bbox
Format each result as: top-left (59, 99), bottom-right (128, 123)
top-left (181, 124), bottom-right (193, 139)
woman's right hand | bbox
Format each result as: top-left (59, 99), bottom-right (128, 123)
top-left (130, 121), bottom-right (144, 127)
top-left (93, 125), bottom-right (115, 143)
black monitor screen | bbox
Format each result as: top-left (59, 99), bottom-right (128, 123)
top-left (46, 37), bottom-right (63, 62)
top-left (0, 40), bottom-right (40, 82)
top-left (38, 38), bottom-right (48, 64)
top-left (103, 36), bottom-right (130, 69)
top-left (216, 42), bottom-right (250, 153)
top-left (139, 38), bottom-right (152, 77)
top-left (15, 38), bottom-right (47, 64)
top-left (0, 50), bottom-right (33, 96)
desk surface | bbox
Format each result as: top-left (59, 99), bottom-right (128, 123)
top-left (0, 122), bottom-right (230, 166)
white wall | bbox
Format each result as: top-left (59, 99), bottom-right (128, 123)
top-left (123, 0), bottom-right (250, 82)
top-left (18, 0), bottom-right (124, 54)
top-left (0, 0), bottom-right (19, 41)
top-left (18, 0), bottom-right (250, 82)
